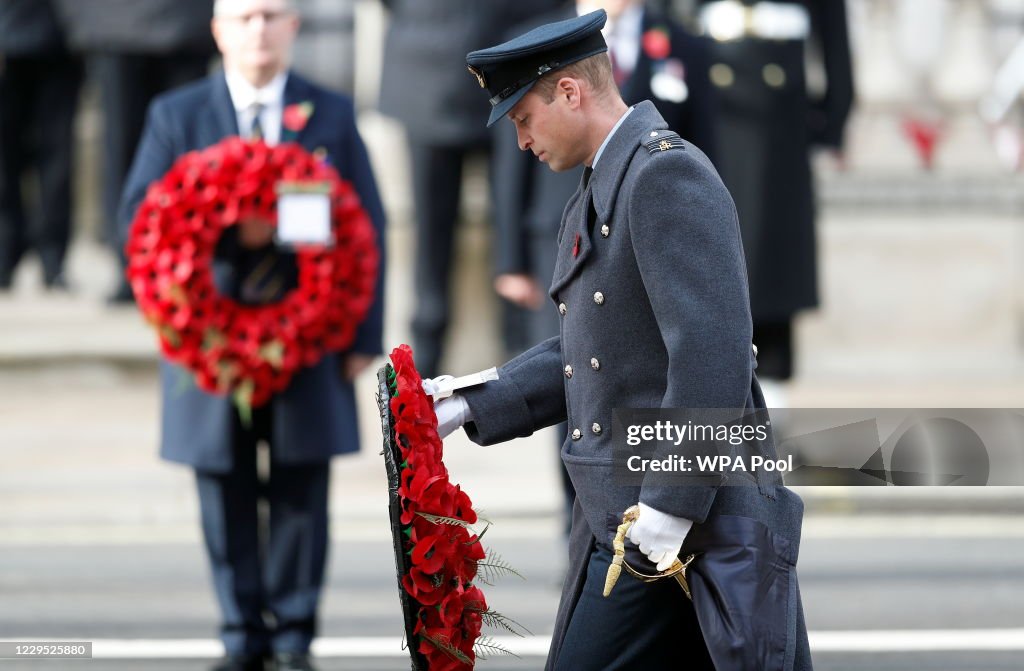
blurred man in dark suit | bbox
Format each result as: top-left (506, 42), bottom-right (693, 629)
top-left (119, 1), bottom-right (386, 669)
top-left (0, 0), bottom-right (82, 290)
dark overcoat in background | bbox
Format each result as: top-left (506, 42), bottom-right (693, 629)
top-left (377, 0), bottom-right (569, 376)
top-left (379, 0), bottom-right (571, 146)
top-left (463, 101), bottom-right (811, 670)
top-left (51, 0), bottom-right (214, 54)
top-left (696, 0), bottom-right (854, 321)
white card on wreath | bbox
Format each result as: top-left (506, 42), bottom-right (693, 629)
top-left (276, 186), bottom-right (332, 246)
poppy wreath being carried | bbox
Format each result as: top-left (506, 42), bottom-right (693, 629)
top-left (378, 345), bottom-right (525, 670)
top-left (125, 137), bottom-right (379, 409)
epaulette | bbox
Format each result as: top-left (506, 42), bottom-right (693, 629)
top-left (643, 131), bottom-right (686, 155)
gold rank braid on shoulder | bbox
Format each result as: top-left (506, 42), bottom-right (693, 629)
top-left (643, 131), bottom-right (686, 155)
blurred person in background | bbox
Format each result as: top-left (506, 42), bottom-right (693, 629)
top-left (118, 0), bottom-right (386, 669)
top-left (695, 0), bottom-right (854, 403)
top-left (378, 0), bottom-right (566, 378)
top-left (0, 0), bottom-right (82, 290)
top-left (491, 0), bottom-right (718, 531)
top-left (52, 0), bottom-right (216, 304)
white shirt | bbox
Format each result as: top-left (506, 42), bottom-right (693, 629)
top-left (592, 105), bottom-right (634, 169)
top-left (225, 70), bottom-right (289, 146)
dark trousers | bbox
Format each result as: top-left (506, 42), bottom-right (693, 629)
top-left (555, 543), bottom-right (716, 671)
top-left (407, 141), bottom-right (495, 378)
top-left (92, 52), bottom-right (209, 250)
top-left (0, 52), bottom-right (82, 285)
top-left (195, 406), bottom-right (330, 656)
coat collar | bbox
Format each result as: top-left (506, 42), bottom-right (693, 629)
top-left (548, 102), bottom-right (668, 298)
top-left (209, 73), bottom-right (240, 139)
top-left (589, 100), bottom-right (667, 220)
top-left (281, 72), bottom-right (316, 143)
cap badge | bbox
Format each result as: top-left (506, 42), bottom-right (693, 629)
top-left (467, 65), bottom-right (487, 89)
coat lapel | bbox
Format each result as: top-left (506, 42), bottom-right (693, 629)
top-left (548, 172), bottom-right (595, 298)
top-left (207, 73), bottom-right (240, 144)
top-left (548, 102), bottom-right (668, 299)
top-left (281, 73), bottom-right (315, 146)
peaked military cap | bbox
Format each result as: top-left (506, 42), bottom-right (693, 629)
top-left (466, 9), bottom-right (609, 127)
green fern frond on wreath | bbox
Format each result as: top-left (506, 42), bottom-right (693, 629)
top-left (473, 635), bottom-right (520, 660)
top-left (477, 550), bottom-right (526, 583)
top-left (478, 609), bottom-right (532, 637)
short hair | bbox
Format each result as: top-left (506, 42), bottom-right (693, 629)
top-left (530, 53), bottom-right (615, 102)
top-left (213, 0), bottom-right (295, 17)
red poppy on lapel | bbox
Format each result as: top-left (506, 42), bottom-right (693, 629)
top-left (573, 233), bottom-right (581, 258)
top-left (283, 101), bottom-right (314, 133)
top-left (642, 27), bottom-right (671, 61)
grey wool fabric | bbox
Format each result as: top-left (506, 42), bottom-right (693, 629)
top-left (461, 100), bottom-right (811, 670)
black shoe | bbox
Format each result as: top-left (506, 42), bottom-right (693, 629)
top-left (273, 651), bottom-right (316, 671)
top-left (210, 654), bottom-right (266, 671)
top-left (106, 280), bottom-right (135, 305)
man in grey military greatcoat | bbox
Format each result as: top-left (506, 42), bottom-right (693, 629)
top-left (429, 10), bottom-right (812, 670)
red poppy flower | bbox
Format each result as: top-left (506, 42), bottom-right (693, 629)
top-left (642, 27), bottom-right (672, 61)
top-left (283, 102), bottom-right (314, 133)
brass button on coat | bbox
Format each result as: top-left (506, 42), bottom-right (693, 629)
top-left (564, 364), bottom-right (573, 379)
top-left (590, 357), bottom-right (600, 370)
top-left (593, 291), bottom-right (605, 305)
top-left (571, 428), bottom-right (582, 440)
top-left (591, 423), bottom-right (602, 435)
top-left (558, 302), bottom-right (567, 315)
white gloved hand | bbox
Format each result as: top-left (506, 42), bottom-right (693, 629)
top-left (422, 377), bottom-right (473, 439)
top-left (421, 375), bottom-right (454, 398)
top-left (625, 502), bottom-right (694, 572)
top-left (433, 394), bottom-right (471, 438)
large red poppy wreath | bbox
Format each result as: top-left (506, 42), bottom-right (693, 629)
top-left (387, 344), bottom-right (489, 669)
top-left (125, 138), bottom-right (379, 407)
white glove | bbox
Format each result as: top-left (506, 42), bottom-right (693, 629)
top-left (422, 376), bottom-right (473, 438)
top-left (625, 502), bottom-right (694, 572)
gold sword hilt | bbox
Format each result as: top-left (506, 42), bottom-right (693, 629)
top-left (602, 504), bottom-right (696, 599)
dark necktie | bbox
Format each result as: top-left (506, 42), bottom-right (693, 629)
top-left (249, 103), bottom-right (264, 141)
top-left (239, 102), bottom-right (291, 303)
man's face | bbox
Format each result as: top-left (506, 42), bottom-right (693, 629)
top-left (508, 86), bottom-right (587, 172)
top-left (212, 0), bottom-right (299, 80)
